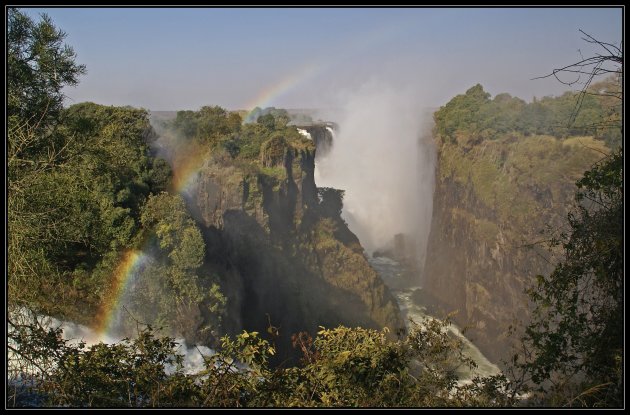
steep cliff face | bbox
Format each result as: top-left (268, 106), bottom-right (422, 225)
top-left (423, 134), bottom-right (608, 364)
top-left (190, 134), bottom-right (402, 361)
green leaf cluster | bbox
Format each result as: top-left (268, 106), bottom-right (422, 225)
top-left (8, 317), bottom-right (516, 408)
top-left (520, 149), bottom-right (623, 407)
top-left (434, 81), bottom-right (621, 147)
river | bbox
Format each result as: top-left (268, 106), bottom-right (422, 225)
top-left (369, 256), bottom-right (500, 382)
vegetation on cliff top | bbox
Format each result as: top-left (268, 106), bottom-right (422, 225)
top-left (431, 31), bottom-right (623, 407)
top-left (432, 81), bottom-right (614, 241)
top-left (434, 80), bottom-right (621, 148)
top-left (162, 103), bottom-right (314, 164)
top-left (7, 9), bottom-right (225, 342)
top-left (7, 9), bottom-right (622, 408)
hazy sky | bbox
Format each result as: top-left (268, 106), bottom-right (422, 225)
top-left (22, 7), bottom-right (622, 111)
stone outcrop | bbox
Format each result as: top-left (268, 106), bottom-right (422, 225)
top-left (189, 132), bottom-right (402, 363)
top-left (423, 134), bottom-right (608, 365)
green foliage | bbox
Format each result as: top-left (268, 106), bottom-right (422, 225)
top-left (258, 166), bottom-right (286, 182)
top-left (434, 80), bottom-right (621, 146)
top-left (235, 123), bottom-right (269, 159)
top-left (8, 8), bottom-right (86, 136)
top-left (279, 326), bottom-right (412, 406)
top-left (222, 138), bottom-right (241, 158)
top-left (51, 330), bottom-right (181, 407)
top-left (245, 106), bottom-right (290, 125)
top-left (8, 102), bottom-right (167, 320)
top-left (257, 113), bottom-right (277, 130)
top-left (281, 322), bottom-right (514, 408)
top-left (130, 193), bottom-right (226, 342)
top-left (260, 133), bottom-right (288, 167)
top-left (171, 110), bottom-right (197, 137)
top-left (147, 157), bottom-right (173, 194)
top-left (519, 149), bottom-right (623, 407)
top-left (8, 316), bottom-right (516, 408)
top-left (7, 10), bottom-right (173, 325)
top-left (197, 331), bottom-right (276, 407)
top-left (169, 105), bottom-right (241, 148)
top-left (161, 105), bottom-right (312, 165)
top-left (434, 84), bottom-right (491, 141)
top-left (8, 313), bottom-right (187, 407)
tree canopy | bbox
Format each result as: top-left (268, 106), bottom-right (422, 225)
top-left (8, 8), bottom-right (86, 133)
top-left (513, 31), bottom-right (623, 408)
top-left (7, 11), bottom-right (623, 409)
top-left (8, 316), bottom-right (515, 407)
top-left (434, 79), bottom-right (621, 147)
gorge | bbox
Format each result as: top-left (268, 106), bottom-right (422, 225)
top-left (8, 8), bottom-right (622, 407)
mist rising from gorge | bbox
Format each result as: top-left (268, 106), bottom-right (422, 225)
top-left (315, 80), bottom-right (436, 274)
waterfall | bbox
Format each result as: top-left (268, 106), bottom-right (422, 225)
top-left (325, 126), bottom-right (335, 139)
top-left (314, 82), bottom-right (436, 275)
top-left (309, 82), bottom-right (497, 382)
top-left (297, 128), bottom-right (312, 140)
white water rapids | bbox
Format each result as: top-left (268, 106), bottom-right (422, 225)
top-left (369, 256), bottom-right (500, 382)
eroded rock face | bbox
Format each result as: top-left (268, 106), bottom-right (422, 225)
top-left (423, 134), bottom-right (608, 365)
top-left (191, 142), bottom-right (402, 363)
top-left (301, 124), bottom-right (334, 157)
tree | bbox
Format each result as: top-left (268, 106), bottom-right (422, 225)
top-left (8, 317), bottom-right (513, 407)
top-left (7, 10), bottom-right (172, 324)
top-left (257, 113), bottom-right (276, 130)
top-left (172, 110), bottom-right (198, 138)
top-left (8, 9), bottom-right (88, 313)
top-left (433, 84), bottom-right (491, 141)
top-left (517, 31), bottom-right (623, 407)
top-left (8, 8), bottom-right (86, 136)
top-left (133, 193), bottom-right (226, 344)
top-left (318, 187), bottom-right (345, 218)
top-left (533, 30), bottom-right (622, 143)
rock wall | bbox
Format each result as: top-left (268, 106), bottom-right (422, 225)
top-left (423, 134), bottom-right (608, 364)
top-left (302, 124), bottom-right (334, 157)
top-left (190, 137), bottom-right (402, 363)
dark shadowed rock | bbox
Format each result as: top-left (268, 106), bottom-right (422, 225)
top-left (190, 134), bottom-right (402, 364)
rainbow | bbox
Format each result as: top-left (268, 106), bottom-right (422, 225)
top-left (91, 144), bottom-right (208, 338)
top-left (93, 249), bottom-right (148, 338)
top-left (244, 63), bottom-right (320, 121)
top-left (94, 64), bottom-right (323, 339)
top-left (242, 17), bottom-right (414, 121)
top-left (172, 65), bottom-right (322, 192)
top-left (171, 141), bottom-right (210, 194)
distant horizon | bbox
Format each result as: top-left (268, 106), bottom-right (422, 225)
top-left (22, 7), bottom-right (622, 111)
top-left (63, 75), bottom-right (612, 114)
top-left (147, 107), bottom-right (345, 113)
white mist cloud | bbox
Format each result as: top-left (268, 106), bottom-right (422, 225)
top-left (315, 80), bottom-right (436, 272)
top-left (10, 311), bottom-right (216, 376)
top-left (57, 316), bottom-right (217, 375)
